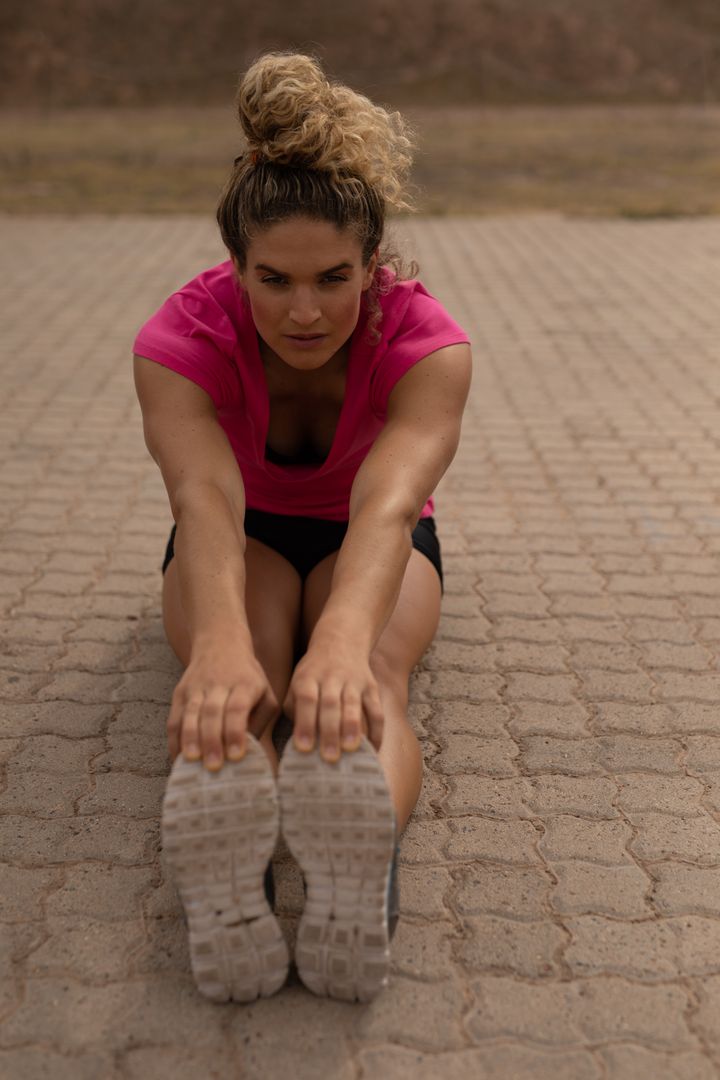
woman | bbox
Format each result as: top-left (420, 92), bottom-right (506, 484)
top-left (133, 52), bottom-right (471, 1005)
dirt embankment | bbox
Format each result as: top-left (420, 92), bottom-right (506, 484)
top-left (1, 0), bottom-right (719, 107)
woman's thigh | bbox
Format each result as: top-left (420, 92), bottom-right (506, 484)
top-left (162, 536), bottom-right (303, 707)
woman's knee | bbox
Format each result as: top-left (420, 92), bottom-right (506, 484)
top-left (369, 649), bottom-right (411, 708)
top-left (161, 540), bottom-right (302, 694)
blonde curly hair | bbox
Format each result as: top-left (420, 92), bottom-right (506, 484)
top-left (216, 52), bottom-right (417, 336)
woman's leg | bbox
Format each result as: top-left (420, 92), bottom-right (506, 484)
top-left (300, 549), bottom-right (442, 832)
top-left (162, 537), bottom-right (303, 772)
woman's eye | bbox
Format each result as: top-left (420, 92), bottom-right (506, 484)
top-left (259, 275), bottom-right (347, 286)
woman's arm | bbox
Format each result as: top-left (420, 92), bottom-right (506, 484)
top-left (134, 356), bottom-right (277, 766)
top-left (285, 342), bottom-right (472, 756)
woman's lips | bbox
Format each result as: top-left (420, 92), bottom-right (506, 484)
top-left (284, 334), bottom-right (328, 349)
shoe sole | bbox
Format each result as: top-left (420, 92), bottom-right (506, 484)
top-left (278, 736), bottom-right (396, 1003)
top-left (161, 735), bottom-right (288, 1002)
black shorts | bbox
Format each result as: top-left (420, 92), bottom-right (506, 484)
top-left (161, 508), bottom-right (443, 590)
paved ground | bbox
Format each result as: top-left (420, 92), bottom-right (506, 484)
top-left (2, 213), bottom-right (720, 1079)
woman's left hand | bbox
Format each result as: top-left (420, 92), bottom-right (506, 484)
top-left (283, 641), bottom-right (385, 761)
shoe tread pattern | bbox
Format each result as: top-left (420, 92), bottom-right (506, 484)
top-left (278, 736), bottom-right (396, 1003)
top-left (161, 736), bottom-right (288, 1002)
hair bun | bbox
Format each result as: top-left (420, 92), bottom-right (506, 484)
top-left (235, 51), bottom-right (413, 212)
top-left (237, 53), bottom-right (331, 165)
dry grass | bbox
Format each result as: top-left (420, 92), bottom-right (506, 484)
top-left (1, 104), bottom-right (719, 217)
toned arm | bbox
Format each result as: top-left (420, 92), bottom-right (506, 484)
top-left (285, 342), bottom-right (472, 759)
top-left (312, 341), bottom-right (472, 652)
top-left (133, 355), bottom-right (251, 647)
top-left (134, 356), bottom-right (282, 770)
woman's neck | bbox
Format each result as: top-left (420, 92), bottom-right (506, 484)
top-left (258, 336), bottom-right (351, 387)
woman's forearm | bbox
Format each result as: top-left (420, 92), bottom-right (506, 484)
top-left (309, 502), bottom-right (414, 654)
top-left (172, 482), bottom-right (252, 650)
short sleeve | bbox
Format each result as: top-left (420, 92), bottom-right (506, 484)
top-left (370, 283), bottom-right (470, 415)
top-left (133, 270), bottom-right (241, 410)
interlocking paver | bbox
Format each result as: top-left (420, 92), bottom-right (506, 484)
top-left (453, 864), bottom-right (552, 917)
top-left (508, 699), bottom-right (590, 736)
top-left (550, 861), bottom-right (652, 917)
top-left (539, 815), bottom-right (634, 864)
top-left (598, 1047), bottom-right (717, 1080)
top-left (391, 918), bottom-right (459, 980)
top-left (443, 774), bottom-right (530, 817)
top-left (467, 973), bottom-right (694, 1046)
top-left (4, 213), bottom-right (720, 1076)
top-left (525, 774), bottom-right (618, 817)
top-left (457, 914), bottom-right (567, 976)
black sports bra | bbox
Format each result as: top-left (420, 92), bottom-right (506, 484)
top-left (264, 442), bottom-right (327, 467)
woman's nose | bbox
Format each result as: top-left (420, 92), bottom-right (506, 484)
top-left (289, 290), bottom-right (321, 327)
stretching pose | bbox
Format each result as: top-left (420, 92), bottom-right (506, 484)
top-left (133, 52), bottom-right (471, 1004)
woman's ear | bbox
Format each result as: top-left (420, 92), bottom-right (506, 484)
top-left (231, 255), bottom-right (245, 285)
top-left (362, 249), bottom-right (379, 290)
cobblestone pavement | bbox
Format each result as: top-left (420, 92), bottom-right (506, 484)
top-left (2, 213), bottom-right (720, 1079)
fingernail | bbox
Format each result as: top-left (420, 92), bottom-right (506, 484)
top-left (296, 734), bottom-right (313, 751)
top-left (227, 744), bottom-right (245, 761)
top-left (322, 745), bottom-right (340, 762)
top-left (205, 754), bottom-right (222, 770)
top-left (342, 735), bottom-right (360, 751)
top-left (184, 743), bottom-right (200, 760)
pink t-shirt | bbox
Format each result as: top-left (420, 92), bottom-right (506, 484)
top-left (134, 261), bottom-right (470, 521)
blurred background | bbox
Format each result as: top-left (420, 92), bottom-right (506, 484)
top-left (1, 0), bottom-right (719, 216)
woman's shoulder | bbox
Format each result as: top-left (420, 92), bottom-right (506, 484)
top-left (375, 269), bottom-right (468, 347)
top-left (171, 259), bottom-right (245, 318)
top-left (133, 259), bottom-right (249, 409)
top-left (135, 259), bottom-right (250, 350)
top-left (367, 270), bottom-right (470, 415)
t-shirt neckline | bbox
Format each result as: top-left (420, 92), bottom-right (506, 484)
top-left (247, 322), bottom-right (365, 478)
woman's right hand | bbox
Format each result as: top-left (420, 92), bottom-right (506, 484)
top-left (167, 637), bottom-right (278, 770)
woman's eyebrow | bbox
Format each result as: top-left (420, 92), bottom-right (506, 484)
top-left (254, 261), bottom-right (354, 276)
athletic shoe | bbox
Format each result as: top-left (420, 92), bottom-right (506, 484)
top-left (278, 735), bottom-right (396, 1002)
top-left (161, 735), bottom-right (289, 1002)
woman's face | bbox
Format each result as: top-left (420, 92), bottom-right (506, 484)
top-left (237, 217), bottom-right (377, 371)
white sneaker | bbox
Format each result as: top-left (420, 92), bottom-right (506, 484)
top-left (161, 735), bottom-right (288, 1002)
top-left (278, 735), bottom-right (396, 1002)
